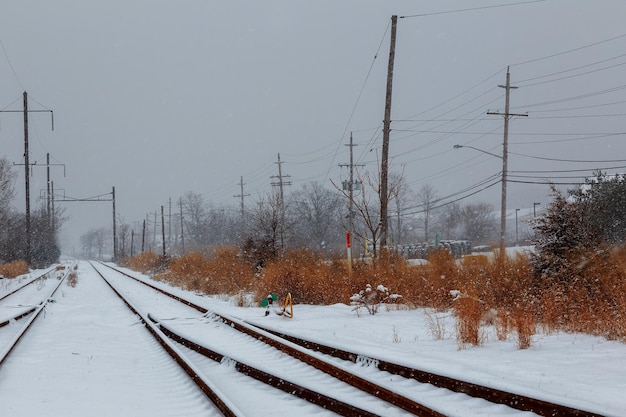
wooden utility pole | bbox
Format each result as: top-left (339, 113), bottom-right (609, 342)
top-left (179, 197), bottom-right (185, 254)
top-left (339, 133), bottom-right (365, 245)
top-left (271, 153), bottom-right (291, 250)
top-left (161, 205), bottom-right (166, 257)
top-left (234, 176), bottom-right (249, 221)
top-left (380, 15), bottom-right (398, 252)
top-left (142, 219), bottom-right (146, 252)
top-left (168, 197), bottom-right (172, 249)
top-left (487, 67), bottom-right (527, 255)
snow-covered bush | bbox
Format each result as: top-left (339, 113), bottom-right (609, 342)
top-left (350, 284), bottom-right (402, 315)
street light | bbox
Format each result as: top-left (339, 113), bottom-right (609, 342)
top-left (515, 208), bottom-right (520, 246)
top-left (533, 202), bottom-right (541, 218)
top-left (453, 144), bottom-right (503, 160)
top-left (453, 144), bottom-right (507, 252)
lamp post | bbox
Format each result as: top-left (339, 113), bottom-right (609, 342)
top-left (515, 208), bottom-right (520, 246)
top-left (453, 144), bottom-right (506, 251)
top-left (533, 202), bottom-right (540, 218)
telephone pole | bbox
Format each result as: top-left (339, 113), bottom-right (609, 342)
top-left (339, 133), bottom-right (365, 237)
top-left (234, 176), bottom-right (250, 221)
top-left (179, 197), bottom-right (185, 254)
top-left (487, 66), bottom-right (527, 255)
top-left (271, 153), bottom-right (291, 250)
top-left (380, 15), bottom-right (398, 252)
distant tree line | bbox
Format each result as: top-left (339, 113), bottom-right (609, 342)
top-left (84, 169), bottom-right (505, 262)
top-left (0, 157), bottom-right (62, 268)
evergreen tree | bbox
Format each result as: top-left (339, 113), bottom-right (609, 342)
top-left (530, 186), bottom-right (598, 279)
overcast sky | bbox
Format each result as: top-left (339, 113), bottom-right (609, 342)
top-left (2, 0), bottom-right (626, 253)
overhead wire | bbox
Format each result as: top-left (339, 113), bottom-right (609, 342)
top-left (511, 32), bottom-right (626, 67)
top-left (322, 18), bottom-right (391, 185)
top-left (0, 40), bottom-right (26, 91)
top-left (399, 0), bottom-right (545, 19)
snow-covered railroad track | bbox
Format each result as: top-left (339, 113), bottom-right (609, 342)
top-left (0, 264), bottom-right (72, 367)
top-left (97, 262), bottom-right (577, 417)
top-left (247, 323), bottom-right (604, 417)
top-left (94, 262), bottom-right (427, 416)
top-left (0, 262), bottom-right (221, 416)
top-left (0, 265), bottom-right (56, 303)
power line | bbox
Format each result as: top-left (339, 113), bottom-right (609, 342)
top-left (526, 99), bottom-right (626, 113)
top-left (0, 40), bottom-right (25, 91)
top-left (510, 133), bottom-right (626, 145)
top-left (514, 84), bottom-right (626, 110)
top-left (516, 53), bottom-right (626, 84)
top-left (517, 60), bottom-right (626, 88)
top-left (511, 32), bottom-right (626, 67)
top-left (323, 18), bottom-right (391, 185)
top-left (509, 151), bottom-right (626, 163)
top-left (399, 0), bottom-right (545, 19)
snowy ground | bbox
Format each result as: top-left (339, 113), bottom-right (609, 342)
top-left (0, 261), bottom-right (624, 416)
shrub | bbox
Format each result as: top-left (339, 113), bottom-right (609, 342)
top-left (122, 252), bottom-right (161, 274)
top-left (0, 260), bottom-right (29, 278)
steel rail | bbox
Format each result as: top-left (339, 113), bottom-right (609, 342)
top-left (0, 265), bottom-right (58, 302)
top-left (248, 324), bottom-right (605, 417)
top-left (149, 313), bottom-right (381, 417)
top-left (0, 306), bottom-right (37, 328)
top-left (0, 263), bottom-right (75, 368)
top-left (100, 262), bottom-right (607, 417)
top-left (89, 262), bottom-right (243, 417)
top-left (97, 262), bottom-right (445, 417)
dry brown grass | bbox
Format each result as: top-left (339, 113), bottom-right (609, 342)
top-left (119, 244), bottom-right (626, 345)
top-left (0, 261), bottom-right (29, 278)
top-left (512, 308), bottom-right (535, 349)
top-left (122, 252), bottom-right (161, 274)
top-left (160, 247), bottom-right (254, 295)
top-left (67, 272), bottom-right (78, 287)
top-left (453, 294), bottom-right (484, 347)
top-left (254, 249), bottom-right (351, 305)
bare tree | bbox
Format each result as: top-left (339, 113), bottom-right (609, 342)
top-left (182, 191), bottom-right (208, 248)
top-left (334, 170), bottom-right (404, 258)
top-left (388, 172), bottom-right (415, 245)
top-left (247, 190), bottom-right (284, 259)
top-left (0, 158), bottom-right (17, 260)
top-left (287, 181), bottom-right (344, 253)
top-left (416, 184), bottom-right (439, 242)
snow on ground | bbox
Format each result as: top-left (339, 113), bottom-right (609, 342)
top-left (179, 286), bottom-right (626, 416)
top-left (0, 261), bottom-right (624, 416)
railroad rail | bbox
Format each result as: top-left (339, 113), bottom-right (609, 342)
top-left (0, 263), bottom-right (74, 367)
top-left (248, 323), bottom-right (604, 417)
top-left (99, 261), bottom-right (606, 417)
top-left (89, 261), bottom-right (242, 417)
top-left (0, 265), bottom-right (58, 302)
top-left (96, 262), bottom-right (441, 416)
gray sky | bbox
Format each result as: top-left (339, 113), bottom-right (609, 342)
top-left (2, 0), bottom-right (626, 253)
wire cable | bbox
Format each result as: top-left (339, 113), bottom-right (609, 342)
top-left (399, 0), bottom-right (545, 19)
top-left (323, 19), bottom-right (391, 185)
top-left (511, 32), bottom-right (626, 67)
top-left (0, 40), bottom-right (25, 91)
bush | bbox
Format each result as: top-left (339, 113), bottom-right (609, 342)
top-left (122, 252), bottom-right (161, 274)
top-left (0, 260), bottom-right (29, 278)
